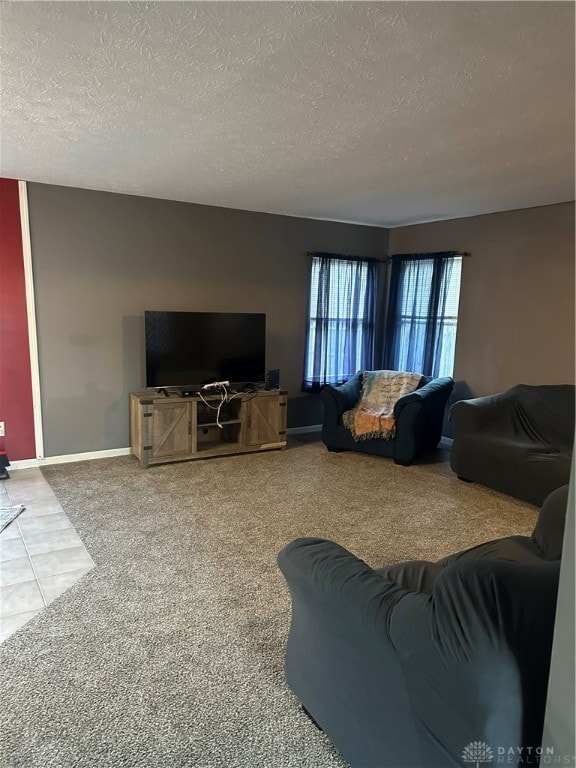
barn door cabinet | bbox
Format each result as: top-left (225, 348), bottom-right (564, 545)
top-left (130, 390), bottom-right (287, 468)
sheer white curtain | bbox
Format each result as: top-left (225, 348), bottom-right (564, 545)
top-left (384, 253), bottom-right (462, 378)
top-left (302, 253), bottom-right (378, 391)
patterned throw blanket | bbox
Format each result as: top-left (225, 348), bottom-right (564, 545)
top-left (342, 370), bottom-right (422, 441)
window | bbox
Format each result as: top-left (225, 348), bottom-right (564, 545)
top-left (302, 253), bottom-right (378, 392)
top-left (383, 252), bottom-right (462, 378)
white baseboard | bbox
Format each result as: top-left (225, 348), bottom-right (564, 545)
top-left (286, 424), bottom-right (322, 435)
top-left (9, 430), bottom-right (445, 469)
top-left (9, 447), bottom-right (132, 469)
top-left (9, 427), bottom-right (325, 469)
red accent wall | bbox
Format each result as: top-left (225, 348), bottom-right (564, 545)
top-left (0, 178), bottom-right (36, 460)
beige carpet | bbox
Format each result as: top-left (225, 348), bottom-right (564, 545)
top-left (0, 436), bottom-right (536, 768)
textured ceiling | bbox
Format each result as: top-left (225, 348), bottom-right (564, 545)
top-left (1, 1), bottom-right (574, 227)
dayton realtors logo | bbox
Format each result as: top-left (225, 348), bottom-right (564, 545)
top-left (462, 742), bottom-right (574, 766)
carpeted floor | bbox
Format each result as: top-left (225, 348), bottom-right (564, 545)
top-left (0, 437), bottom-right (537, 768)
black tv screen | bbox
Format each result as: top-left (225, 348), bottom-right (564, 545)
top-left (145, 311), bottom-right (266, 389)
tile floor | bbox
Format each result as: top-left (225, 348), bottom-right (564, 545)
top-left (0, 467), bottom-right (94, 643)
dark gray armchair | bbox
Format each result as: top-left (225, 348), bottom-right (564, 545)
top-left (321, 372), bottom-right (454, 465)
top-left (450, 384), bottom-right (574, 505)
top-left (277, 486), bottom-right (568, 768)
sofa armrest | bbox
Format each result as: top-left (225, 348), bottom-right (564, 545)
top-left (450, 390), bottom-right (514, 434)
top-left (278, 537), bottom-right (407, 632)
top-left (277, 537), bottom-right (428, 767)
top-left (321, 373), bottom-right (362, 421)
top-left (531, 484), bottom-right (569, 560)
top-left (393, 377), bottom-right (454, 418)
top-left (392, 378), bottom-right (454, 464)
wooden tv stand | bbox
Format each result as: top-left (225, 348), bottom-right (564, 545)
top-left (130, 389), bottom-right (287, 468)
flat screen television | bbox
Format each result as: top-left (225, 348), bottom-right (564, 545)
top-left (145, 311), bottom-right (266, 390)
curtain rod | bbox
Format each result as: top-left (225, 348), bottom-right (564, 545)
top-left (383, 251), bottom-right (470, 263)
top-left (307, 251), bottom-right (383, 264)
top-left (307, 251), bottom-right (470, 265)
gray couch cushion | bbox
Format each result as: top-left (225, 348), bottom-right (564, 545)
top-left (376, 560), bottom-right (443, 593)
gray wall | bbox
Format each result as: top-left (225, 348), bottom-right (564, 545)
top-left (388, 202), bottom-right (576, 399)
top-left (27, 185), bottom-right (575, 457)
top-left (27, 183), bottom-right (388, 457)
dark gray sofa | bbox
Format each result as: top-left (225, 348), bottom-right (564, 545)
top-left (450, 384), bottom-right (575, 505)
top-left (321, 372), bottom-right (454, 465)
top-left (277, 486), bottom-right (568, 768)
